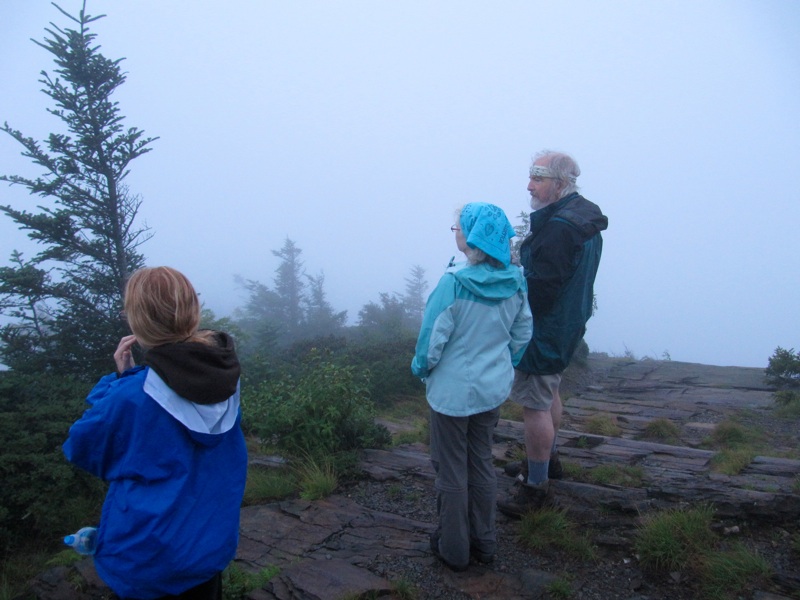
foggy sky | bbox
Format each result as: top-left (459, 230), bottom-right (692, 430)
top-left (1, 1), bottom-right (799, 368)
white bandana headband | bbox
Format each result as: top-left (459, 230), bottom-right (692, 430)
top-left (529, 164), bottom-right (577, 183)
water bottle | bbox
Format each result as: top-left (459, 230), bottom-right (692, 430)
top-left (63, 526), bottom-right (98, 555)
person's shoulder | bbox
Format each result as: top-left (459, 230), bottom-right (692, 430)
top-left (105, 366), bottom-right (149, 400)
top-left (572, 194), bottom-right (605, 215)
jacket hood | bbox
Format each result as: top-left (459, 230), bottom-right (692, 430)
top-left (142, 369), bottom-right (241, 446)
top-left (143, 331), bottom-right (240, 405)
top-left (452, 261), bottom-right (526, 301)
top-left (531, 193), bottom-right (608, 240)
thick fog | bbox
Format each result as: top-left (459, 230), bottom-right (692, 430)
top-left (1, 1), bottom-right (798, 368)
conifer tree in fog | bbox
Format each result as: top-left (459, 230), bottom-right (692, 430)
top-left (511, 210), bottom-right (530, 264)
top-left (401, 264), bottom-right (428, 329)
top-left (0, 2), bottom-right (155, 376)
top-left (232, 277), bottom-right (282, 356)
top-left (271, 238), bottom-right (306, 342)
top-left (357, 292), bottom-right (407, 338)
top-left (304, 272), bottom-right (347, 336)
top-left (235, 238), bottom-right (346, 350)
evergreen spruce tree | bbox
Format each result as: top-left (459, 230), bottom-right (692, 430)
top-left (0, 2), bottom-right (156, 377)
top-left (271, 238), bottom-right (306, 343)
top-left (401, 264), bottom-right (428, 329)
top-left (304, 271), bottom-right (347, 337)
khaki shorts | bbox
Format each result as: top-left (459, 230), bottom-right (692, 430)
top-left (509, 370), bottom-right (561, 411)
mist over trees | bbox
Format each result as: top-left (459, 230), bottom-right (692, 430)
top-left (232, 235), bottom-right (429, 363)
top-left (232, 238), bottom-right (349, 353)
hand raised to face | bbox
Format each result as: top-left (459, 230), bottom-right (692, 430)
top-left (114, 334), bottom-right (138, 374)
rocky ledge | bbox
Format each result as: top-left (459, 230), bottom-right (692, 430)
top-left (23, 358), bottom-right (800, 600)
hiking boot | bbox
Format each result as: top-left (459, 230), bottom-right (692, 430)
top-left (470, 547), bottom-right (494, 564)
top-left (469, 542), bottom-right (495, 565)
top-left (503, 460), bottom-right (527, 479)
top-left (503, 453), bottom-right (564, 480)
top-left (497, 477), bottom-right (555, 519)
top-left (430, 531), bottom-right (468, 572)
top-left (548, 452), bottom-right (564, 480)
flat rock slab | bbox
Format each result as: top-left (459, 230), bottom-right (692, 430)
top-left (237, 495), bottom-right (434, 572)
top-left (21, 358), bottom-right (800, 600)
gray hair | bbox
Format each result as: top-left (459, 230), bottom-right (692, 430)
top-left (533, 150), bottom-right (581, 197)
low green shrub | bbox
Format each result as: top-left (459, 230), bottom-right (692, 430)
top-left (222, 563), bottom-right (279, 600)
top-left (774, 390), bottom-right (800, 418)
top-left (764, 346), bottom-right (800, 389)
top-left (341, 334), bottom-right (424, 405)
top-left (242, 353), bottom-right (390, 469)
top-left (0, 372), bottom-right (104, 554)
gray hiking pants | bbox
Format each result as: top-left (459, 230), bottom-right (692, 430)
top-left (429, 407), bottom-right (499, 568)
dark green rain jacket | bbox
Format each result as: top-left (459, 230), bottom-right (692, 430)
top-left (516, 192), bottom-right (608, 375)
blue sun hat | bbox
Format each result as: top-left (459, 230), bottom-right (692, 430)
top-left (460, 202), bottom-right (515, 267)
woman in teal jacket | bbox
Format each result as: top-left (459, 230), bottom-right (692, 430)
top-left (412, 203), bottom-right (532, 571)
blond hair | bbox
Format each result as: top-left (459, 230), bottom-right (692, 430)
top-left (124, 266), bottom-right (212, 348)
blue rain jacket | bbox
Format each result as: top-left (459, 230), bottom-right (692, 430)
top-left (411, 261), bottom-right (532, 416)
top-left (63, 339), bottom-right (247, 600)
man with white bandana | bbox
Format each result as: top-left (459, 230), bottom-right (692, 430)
top-left (498, 150), bottom-right (608, 518)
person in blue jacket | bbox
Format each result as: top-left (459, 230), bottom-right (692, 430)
top-left (63, 266), bottom-right (247, 600)
top-left (412, 203), bottom-right (532, 571)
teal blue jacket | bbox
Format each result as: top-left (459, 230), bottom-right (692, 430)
top-left (516, 193), bottom-right (608, 375)
top-left (411, 261), bottom-right (532, 416)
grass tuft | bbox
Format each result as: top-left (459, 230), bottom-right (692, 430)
top-left (295, 456), bottom-right (338, 501)
top-left (242, 466), bottom-right (296, 505)
top-left (391, 578), bottom-right (418, 600)
top-left (640, 418), bottom-right (681, 444)
top-left (587, 464), bottom-right (643, 487)
top-left (702, 420), bottom-right (766, 474)
top-left (520, 507), bottom-right (596, 560)
top-left (584, 414), bottom-right (622, 437)
top-left (710, 448), bottom-right (755, 475)
top-left (545, 576), bottom-right (572, 599)
top-left (44, 549), bottom-right (84, 568)
top-left (392, 417), bottom-right (430, 446)
top-left (635, 505), bottom-right (715, 572)
top-left (709, 420), bottom-right (751, 447)
top-left (698, 542), bottom-right (772, 599)
top-left (499, 400), bottom-right (524, 422)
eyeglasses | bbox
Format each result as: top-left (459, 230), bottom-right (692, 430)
top-left (450, 225), bottom-right (461, 232)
